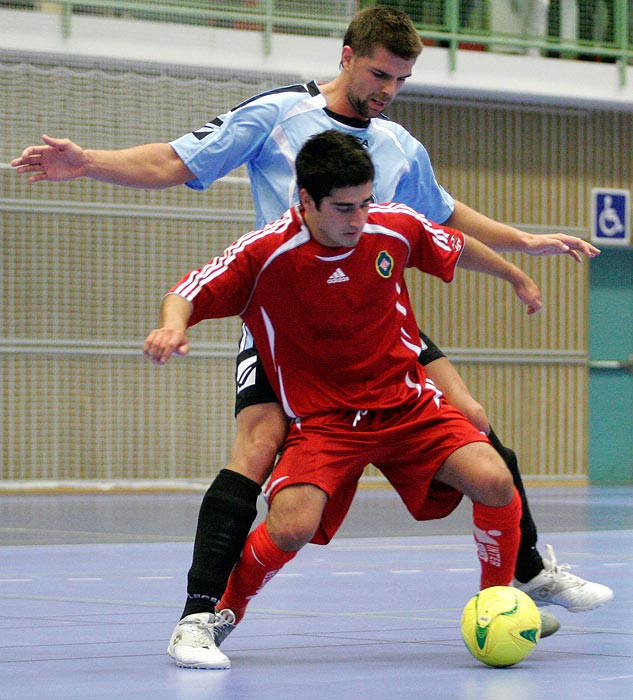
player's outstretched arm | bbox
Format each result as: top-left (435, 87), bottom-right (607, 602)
top-left (520, 232), bottom-right (600, 261)
top-left (445, 199), bottom-right (600, 262)
top-left (11, 135), bottom-right (193, 188)
top-left (143, 294), bottom-right (194, 365)
top-left (457, 235), bottom-right (543, 316)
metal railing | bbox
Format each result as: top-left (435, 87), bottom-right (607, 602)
top-left (2, 1), bottom-right (631, 83)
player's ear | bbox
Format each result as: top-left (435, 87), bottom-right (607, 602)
top-left (299, 187), bottom-right (314, 210)
top-left (341, 45), bottom-right (354, 70)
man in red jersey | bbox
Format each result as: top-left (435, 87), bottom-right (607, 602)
top-left (144, 130), bottom-right (542, 667)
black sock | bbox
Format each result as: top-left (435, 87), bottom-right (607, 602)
top-left (487, 427), bottom-right (544, 583)
top-left (182, 468), bottom-right (261, 618)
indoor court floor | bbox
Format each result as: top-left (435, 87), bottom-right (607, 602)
top-left (1, 485), bottom-right (632, 700)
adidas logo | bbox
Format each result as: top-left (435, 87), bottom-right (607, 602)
top-left (327, 268), bottom-right (349, 284)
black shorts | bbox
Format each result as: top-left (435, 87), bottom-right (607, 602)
top-left (234, 346), bottom-right (278, 416)
top-left (417, 330), bottom-right (447, 365)
top-left (234, 329), bottom-right (447, 416)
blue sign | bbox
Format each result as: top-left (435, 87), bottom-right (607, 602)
top-left (591, 188), bottom-right (630, 246)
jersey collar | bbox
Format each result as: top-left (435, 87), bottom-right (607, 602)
top-left (307, 79), bottom-right (371, 129)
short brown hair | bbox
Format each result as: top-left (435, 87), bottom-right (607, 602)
top-left (296, 130), bottom-right (375, 208)
top-left (343, 6), bottom-right (423, 60)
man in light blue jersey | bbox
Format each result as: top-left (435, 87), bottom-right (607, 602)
top-left (12, 5), bottom-right (611, 670)
top-left (168, 79), bottom-right (453, 230)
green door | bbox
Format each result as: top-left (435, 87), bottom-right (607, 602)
top-left (588, 249), bottom-right (633, 483)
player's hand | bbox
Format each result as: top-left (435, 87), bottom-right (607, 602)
top-left (143, 327), bottom-right (191, 365)
top-left (10, 135), bottom-right (87, 182)
top-left (524, 232), bottom-right (600, 262)
top-left (512, 274), bottom-right (543, 315)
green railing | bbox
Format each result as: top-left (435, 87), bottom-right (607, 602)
top-left (3, 1), bottom-right (632, 84)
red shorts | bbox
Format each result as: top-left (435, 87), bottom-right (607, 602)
top-left (264, 393), bottom-right (489, 545)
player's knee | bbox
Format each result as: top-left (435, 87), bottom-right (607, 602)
top-left (269, 525), bottom-right (314, 553)
top-left (267, 485), bottom-right (325, 552)
top-left (267, 510), bottom-right (318, 552)
top-left (237, 432), bottom-right (283, 475)
top-left (229, 405), bottom-right (289, 483)
top-left (476, 455), bottom-right (516, 507)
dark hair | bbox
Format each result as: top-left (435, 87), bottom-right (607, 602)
top-left (343, 6), bottom-right (423, 60)
top-left (295, 130), bottom-right (375, 208)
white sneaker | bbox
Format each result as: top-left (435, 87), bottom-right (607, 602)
top-left (214, 608), bottom-right (237, 647)
top-left (539, 609), bottom-right (561, 638)
top-left (515, 544), bottom-right (614, 612)
top-left (167, 613), bottom-right (231, 669)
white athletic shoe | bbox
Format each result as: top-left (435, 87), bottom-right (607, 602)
top-left (515, 544), bottom-right (614, 612)
top-left (167, 613), bottom-right (231, 669)
top-left (539, 609), bottom-right (561, 638)
top-left (214, 608), bottom-right (237, 647)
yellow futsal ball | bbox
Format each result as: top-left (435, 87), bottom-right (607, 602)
top-left (461, 586), bottom-right (541, 667)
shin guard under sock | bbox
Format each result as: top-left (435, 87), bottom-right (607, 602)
top-left (473, 490), bottom-right (522, 590)
top-left (182, 469), bottom-right (261, 618)
top-left (487, 427), bottom-right (544, 582)
top-left (219, 522), bottom-right (297, 623)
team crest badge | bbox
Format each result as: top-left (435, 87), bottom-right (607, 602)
top-left (375, 250), bottom-right (394, 278)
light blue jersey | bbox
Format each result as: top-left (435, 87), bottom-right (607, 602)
top-left (171, 80), bottom-right (454, 229)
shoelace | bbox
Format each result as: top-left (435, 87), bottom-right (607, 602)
top-left (181, 616), bottom-right (215, 645)
top-left (545, 544), bottom-right (577, 581)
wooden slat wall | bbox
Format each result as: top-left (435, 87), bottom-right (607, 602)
top-left (2, 59), bottom-right (632, 486)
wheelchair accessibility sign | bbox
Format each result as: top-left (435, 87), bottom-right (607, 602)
top-left (591, 188), bottom-right (630, 246)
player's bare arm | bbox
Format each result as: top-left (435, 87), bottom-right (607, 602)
top-left (520, 231), bottom-right (600, 260)
top-left (446, 199), bottom-right (600, 262)
top-left (11, 135), bottom-right (193, 188)
top-left (457, 234), bottom-right (543, 315)
top-left (143, 293), bottom-right (193, 365)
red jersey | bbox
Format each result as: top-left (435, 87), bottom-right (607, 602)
top-left (172, 203), bottom-right (464, 417)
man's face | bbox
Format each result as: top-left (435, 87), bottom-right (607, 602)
top-left (343, 45), bottom-right (416, 119)
top-left (302, 182), bottom-right (374, 248)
